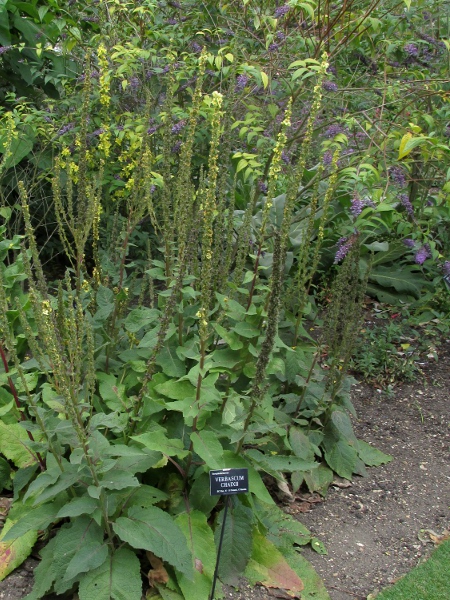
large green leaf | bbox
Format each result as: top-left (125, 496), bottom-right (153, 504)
top-left (368, 266), bottom-right (427, 298)
top-left (215, 501), bottom-right (254, 585)
top-left (189, 473), bottom-right (220, 515)
top-left (78, 548), bottom-right (142, 600)
top-left (0, 421), bottom-right (37, 468)
top-left (154, 379), bottom-right (196, 400)
top-left (222, 451), bottom-right (274, 505)
top-left (190, 430), bottom-right (224, 469)
top-left (324, 440), bottom-right (358, 480)
top-left (64, 541), bottom-right (108, 582)
top-left (357, 440), bottom-right (392, 467)
top-left (282, 547), bottom-right (331, 600)
top-left (0, 517), bottom-right (37, 581)
top-left (124, 307), bottom-right (160, 333)
top-left (2, 499), bottom-right (65, 542)
top-left (176, 511), bottom-right (215, 600)
top-left (155, 344), bottom-right (186, 377)
top-left (132, 431), bottom-right (188, 458)
top-left (245, 530), bottom-right (303, 594)
top-left (112, 506), bottom-right (193, 578)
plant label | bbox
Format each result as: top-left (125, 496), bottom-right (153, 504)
top-left (209, 468), bottom-right (249, 496)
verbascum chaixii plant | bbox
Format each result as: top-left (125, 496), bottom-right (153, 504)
top-left (0, 39), bottom-right (393, 600)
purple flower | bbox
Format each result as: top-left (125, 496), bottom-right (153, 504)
top-left (0, 46), bottom-right (12, 55)
top-left (350, 195), bottom-right (365, 217)
top-left (443, 127), bottom-right (450, 138)
top-left (91, 128), bottom-right (105, 136)
top-left (274, 4), bottom-right (290, 18)
top-left (399, 193), bottom-right (414, 218)
top-left (83, 15), bottom-right (99, 22)
top-left (147, 126), bottom-right (157, 135)
top-left (403, 238), bottom-right (415, 248)
top-left (322, 80), bottom-right (338, 92)
top-left (168, 0), bottom-right (182, 8)
top-left (281, 150), bottom-right (291, 165)
top-left (130, 77), bottom-right (140, 91)
top-left (166, 18), bottom-right (178, 25)
top-left (389, 165), bottom-right (407, 187)
top-left (171, 141), bottom-right (182, 154)
top-left (171, 119), bottom-right (187, 134)
top-left (404, 43), bottom-right (419, 56)
top-left (191, 42), bottom-right (202, 53)
top-left (258, 181), bottom-right (268, 194)
top-left (268, 43), bottom-right (280, 52)
top-left (334, 236), bottom-right (354, 263)
top-left (327, 65), bottom-right (337, 75)
top-left (150, 184), bottom-right (156, 194)
top-left (414, 244), bottom-right (431, 265)
top-left (235, 74), bottom-right (249, 91)
top-left (442, 261), bottom-right (450, 276)
top-left (276, 31), bottom-right (286, 41)
top-left (322, 151), bottom-right (333, 166)
top-left (57, 123), bottom-right (75, 137)
top-left (324, 124), bottom-right (343, 139)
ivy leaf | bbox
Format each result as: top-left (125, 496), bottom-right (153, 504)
top-left (190, 431), bottom-right (224, 470)
top-left (0, 422), bottom-right (37, 468)
top-left (78, 548), bottom-right (142, 600)
top-left (215, 501), bottom-right (254, 585)
top-left (113, 506), bottom-right (193, 578)
top-left (356, 440), bottom-right (392, 467)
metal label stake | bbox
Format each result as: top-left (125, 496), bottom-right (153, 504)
top-left (208, 468), bottom-right (249, 600)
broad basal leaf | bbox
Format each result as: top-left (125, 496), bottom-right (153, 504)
top-left (112, 506), bottom-right (193, 578)
top-left (324, 440), bottom-right (358, 480)
top-left (282, 547), bottom-right (331, 600)
top-left (132, 431), bottom-right (188, 458)
top-left (78, 548), bottom-right (142, 600)
top-left (215, 501), bottom-right (254, 585)
top-left (0, 421), bottom-right (37, 468)
top-left (245, 531), bottom-right (303, 594)
top-left (0, 517), bottom-right (37, 581)
top-left (222, 451), bottom-right (274, 505)
top-left (357, 440), bottom-right (392, 467)
top-left (2, 499), bottom-right (65, 542)
top-left (176, 511), bottom-right (215, 600)
top-left (190, 431), bottom-right (224, 470)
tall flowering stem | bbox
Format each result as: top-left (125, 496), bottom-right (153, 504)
top-left (293, 147), bottom-right (341, 345)
top-left (246, 99), bottom-right (292, 309)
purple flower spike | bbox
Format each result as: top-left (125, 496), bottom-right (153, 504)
top-left (322, 151), bottom-right (333, 167)
top-left (0, 46), bottom-right (12, 55)
top-left (442, 260), bottom-right (450, 276)
top-left (258, 181), bottom-right (268, 194)
top-left (235, 74), bottom-right (249, 91)
top-left (324, 124), bottom-right (343, 139)
top-left (414, 244), bottom-right (431, 265)
top-left (268, 42), bottom-right (280, 53)
top-left (322, 80), bottom-right (338, 92)
top-left (350, 195), bottom-right (364, 217)
top-left (334, 236), bottom-right (354, 263)
top-left (404, 43), bottom-right (419, 56)
top-left (274, 4), bottom-right (290, 18)
top-left (399, 193), bottom-right (414, 218)
top-left (389, 165), bottom-right (407, 187)
top-left (57, 123), bottom-right (75, 137)
top-left (171, 119), bottom-right (187, 134)
top-left (403, 238), bottom-right (415, 248)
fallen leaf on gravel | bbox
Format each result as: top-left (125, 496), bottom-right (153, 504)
top-left (331, 477), bottom-right (352, 488)
top-left (418, 529), bottom-right (450, 545)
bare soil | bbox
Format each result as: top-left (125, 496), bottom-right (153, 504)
top-left (1, 343), bottom-right (449, 600)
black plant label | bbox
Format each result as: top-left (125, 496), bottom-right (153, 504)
top-left (209, 468), bottom-right (249, 496)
